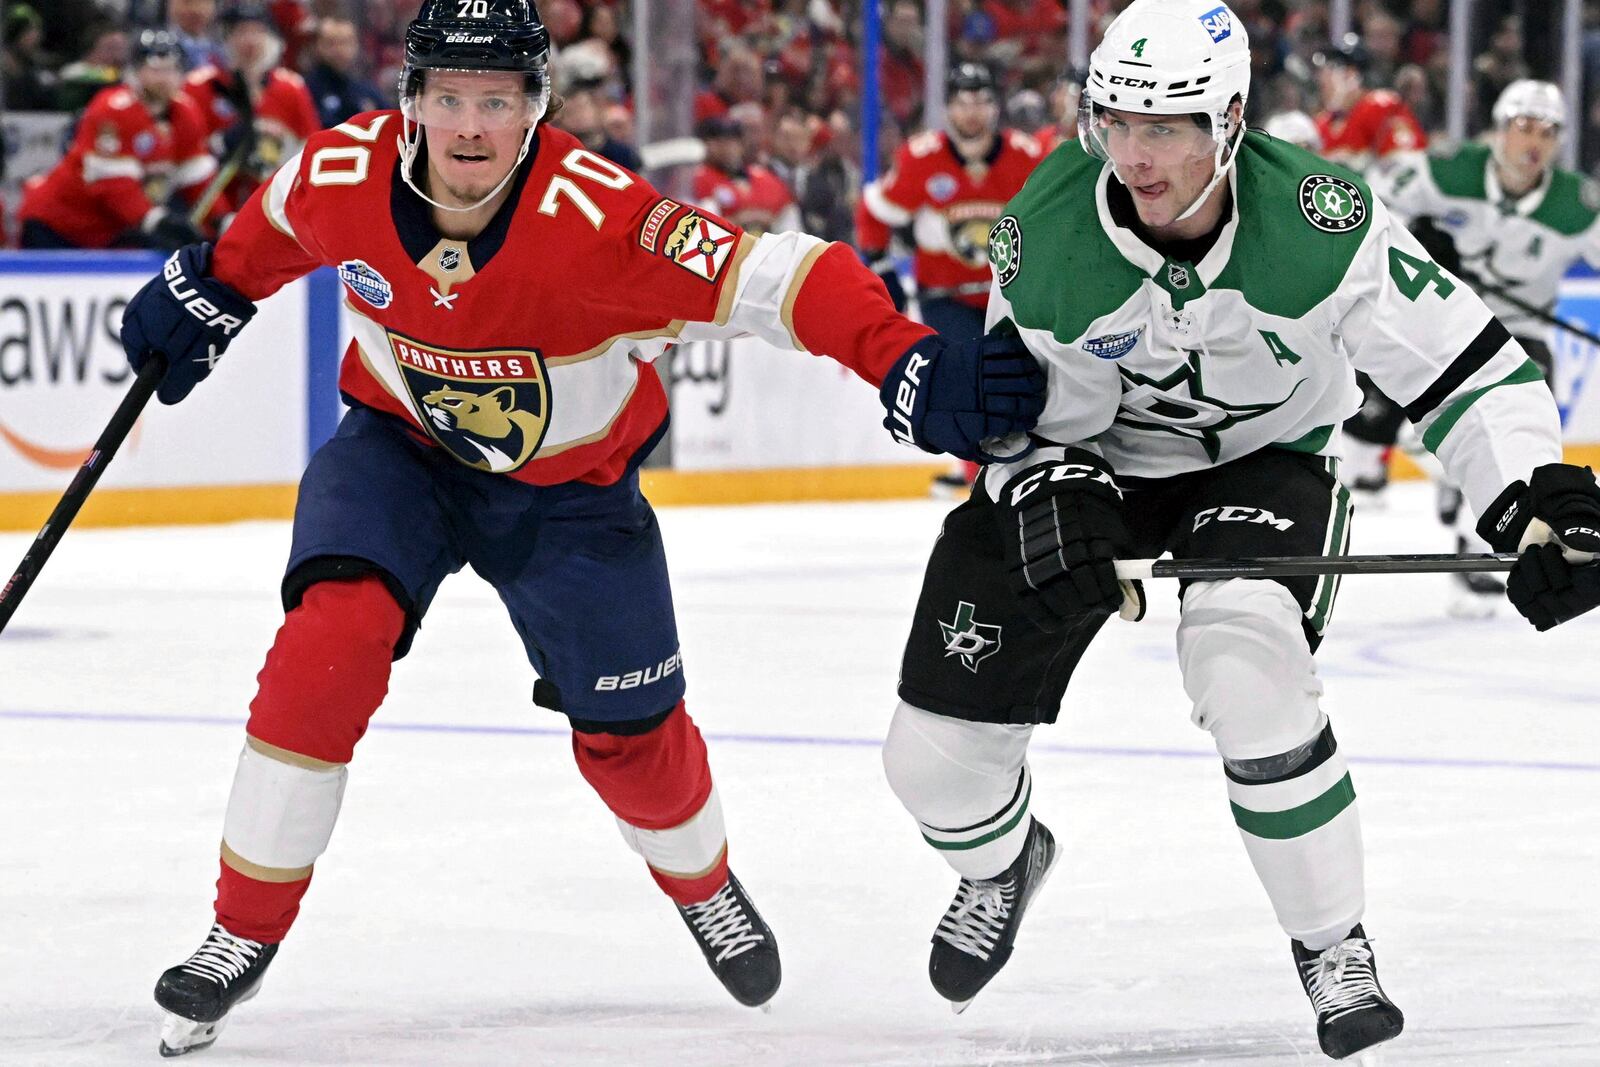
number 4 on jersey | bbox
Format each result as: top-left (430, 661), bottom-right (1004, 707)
top-left (1387, 247), bottom-right (1456, 302)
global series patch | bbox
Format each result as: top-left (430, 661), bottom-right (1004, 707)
top-left (338, 259), bottom-right (393, 309)
top-left (1084, 328), bottom-right (1143, 360)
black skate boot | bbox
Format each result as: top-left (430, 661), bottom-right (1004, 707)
top-left (1292, 925), bottom-right (1404, 1060)
top-left (676, 871), bottom-right (781, 1008)
top-left (154, 922), bottom-right (278, 1057)
top-left (928, 817), bottom-right (1056, 1013)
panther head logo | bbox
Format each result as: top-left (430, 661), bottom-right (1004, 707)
top-left (420, 384), bottom-right (545, 471)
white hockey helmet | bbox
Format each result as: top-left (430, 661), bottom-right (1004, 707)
top-left (1262, 109), bottom-right (1321, 152)
top-left (1492, 79), bottom-right (1565, 129)
top-left (1080, 0), bottom-right (1251, 220)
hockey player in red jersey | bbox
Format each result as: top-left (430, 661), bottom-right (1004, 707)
top-left (17, 30), bottom-right (216, 250)
top-left (857, 62), bottom-right (1045, 493)
top-left (184, 2), bottom-right (320, 211)
top-left (691, 114), bottom-right (800, 235)
top-left (117, 0), bottom-right (1043, 1056)
top-left (1312, 37), bottom-right (1425, 173)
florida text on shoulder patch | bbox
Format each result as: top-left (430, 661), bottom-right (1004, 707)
top-left (638, 197), bottom-right (679, 253)
top-left (1298, 174), bottom-right (1367, 233)
top-left (990, 216), bottom-right (1022, 287)
top-left (662, 211), bottom-right (737, 282)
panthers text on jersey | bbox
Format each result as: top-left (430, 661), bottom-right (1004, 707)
top-left (857, 128), bottom-right (1044, 307)
top-left (18, 84), bottom-right (215, 248)
top-left (981, 131), bottom-right (1561, 517)
top-left (215, 112), bottom-right (933, 487)
top-left (1375, 142), bottom-right (1600, 337)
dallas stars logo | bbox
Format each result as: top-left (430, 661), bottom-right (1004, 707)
top-left (1298, 174), bottom-right (1367, 233)
top-left (990, 216), bottom-right (1022, 287)
top-left (939, 601), bottom-right (1002, 674)
top-left (1117, 350), bottom-right (1303, 462)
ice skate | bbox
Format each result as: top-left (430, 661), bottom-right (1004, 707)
top-left (154, 922), bottom-right (278, 1057)
top-left (676, 871), bottom-right (781, 1008)
top-left (928, 817), bottom-right (1056, 1013)
top-left (1292, 925), bottom-right (1403, 1060)
top-left (1447, 537), bottom-right (1505, 619)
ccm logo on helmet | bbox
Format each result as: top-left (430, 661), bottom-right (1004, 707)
top-left (163, 254), bottom-right (244, 334)
top-left (1108, 75), bottom-right (1158, 89)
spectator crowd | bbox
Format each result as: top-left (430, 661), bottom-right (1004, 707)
top-left (2, 0), bottom-right (1598, 248)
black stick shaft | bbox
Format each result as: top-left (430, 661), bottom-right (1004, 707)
top-left (1116, 552), bottom-right (1520, 581)
top-left (0, 358), bottom-right (165, 635)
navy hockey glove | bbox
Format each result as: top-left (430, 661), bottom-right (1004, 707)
top-left (120, 242), bottom-right (256, 405)
top-left (1477, 463), bottom-right (1600, 631)
top-left (999, 449), bottom-right (1146, 632)
top-left (881, 322), bottom-right (1045, 463)
top-left (862, 250), bottom-right (908, 313)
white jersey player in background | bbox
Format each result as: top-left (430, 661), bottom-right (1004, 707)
top-left (1361, 80), bottom-right (1600, 614)
top-left (878, 0), bottom-right (1600, 1061)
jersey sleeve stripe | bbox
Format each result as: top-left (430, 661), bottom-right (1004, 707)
top-left (1420, 358), bottom-right (1546, 454)
top-left (264, 149), bottom-right (304, 243)
top-left (863, 181), bottom-right (914, 226)
top-left (713, 234), bottom-right (759, 326)
top-left (1402, 317), bottom-right (1512, 423)
top-left (172, 154), bottom-right (218, 188)
top-left (778, 241), bottom-right (831, 349)
top-left (81, 154), bottom-right (144, 182)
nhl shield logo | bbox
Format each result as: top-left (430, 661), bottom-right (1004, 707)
top-left (939, 600), bottom-right (1002, 674)
top-left (439, 246), bottom-right (462, 272)
top-left (338, 259), bottom-right (394, 309)
top-left (388, 334), bottom-right (550, 473)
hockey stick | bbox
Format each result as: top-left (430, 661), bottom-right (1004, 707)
top-left (187, 71), bottom-right (258, 230)
top-left (1456, 266), bottom-right (1600, 348)
top-left (0, 356), bottom-right (167, 637)
top-left (1114, 551), bottom-right (1518, 582)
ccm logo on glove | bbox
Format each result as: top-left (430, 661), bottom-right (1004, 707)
top-left (1007, 461), bottom-right (1120, 507)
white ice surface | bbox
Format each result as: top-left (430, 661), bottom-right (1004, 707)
top-left (1, 482), bottom-right (1596, 1065)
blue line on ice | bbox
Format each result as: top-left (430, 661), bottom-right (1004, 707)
top-left (2, 707), bottom-right (1595, 774)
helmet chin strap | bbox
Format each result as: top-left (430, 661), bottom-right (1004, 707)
top-left (1171, 119), bottom-right (1243, 224)
top-left (397, 117), bottom-right (537, 214)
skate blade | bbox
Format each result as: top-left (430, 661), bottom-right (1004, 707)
top-left (158, 1011), bottom-right (228, 1057)
top-left (1446, 593), bottom-right (1498, 620)
top-left (758, 1001), bottom-right (773, 1015)
top-left (949, 998), bottom-right (973, 1015)
top-left (1351, 1048), bottom-right (1386, 1066)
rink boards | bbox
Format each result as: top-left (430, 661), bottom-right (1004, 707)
top-left (0, 251), bottom-right (1596, 530)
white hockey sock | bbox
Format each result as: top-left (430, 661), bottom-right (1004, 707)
top-left (1226, 728), bottom-right (1364, 950)
top-left (222, 736), bottom-right (348, 879)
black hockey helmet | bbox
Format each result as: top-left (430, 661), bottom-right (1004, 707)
top-left (1311, 32), bottom-right (1369, 73)
top-left (403, 0), bottom-right (551, 82)
top-left (219, 1), bottom-right (274, 31)
top-left (133, 27), bottom-right (183, 66)
top-left (946, 62), bottom-right (996, 100)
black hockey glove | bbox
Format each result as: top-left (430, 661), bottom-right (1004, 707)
top-left (139, 207), bottom-right (206, 251)
top-left (881, 321), bottom-right (1045, 463)
top-left (863, 249), bottom-right (908, 313)
top-left (999, 449), bottom-right (1146, 632)
top-left (120, 242), bottom-right (257, 405)
top-left (1477, 462), bottom-right (1600, 631)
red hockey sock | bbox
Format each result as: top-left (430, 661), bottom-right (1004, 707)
top-left (214, 576), bottom-right (404, 943)
top-left (572, 702), bottom-right (729, 904)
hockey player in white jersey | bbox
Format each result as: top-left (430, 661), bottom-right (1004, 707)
top-left (880, 1), bottom-right (1600, 1061)
top-left (1360, 79), bottom-right (1600, 613)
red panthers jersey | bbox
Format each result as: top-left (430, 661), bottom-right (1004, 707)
top-left (185, 64), bottom-right (320, 206)
top-left (1317, 90), bottom-right (1426, 168)
top-left (692, 161), bottom-right (796, 235)
top-left (857, 128), bottom-right (1044, 307)
top-left (18, 84), bottom-right (215, 248)
top-left (216, 114), bottom-right (930, 488)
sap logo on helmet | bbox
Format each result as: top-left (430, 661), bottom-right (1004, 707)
top-left (1108, 75), bottom-right (1158, 89)
top-left (1199, 5), bottom-right (1232, 42)
top-left (338, 259), bottom-right (394, 309)
top-left (1084, 328), bottom-right (1143, 360)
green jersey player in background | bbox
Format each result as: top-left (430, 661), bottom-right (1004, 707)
top-left (1355, 80), bottom-right (1600, 615)
top-left (879, 0), bottom-right (1600, 1061)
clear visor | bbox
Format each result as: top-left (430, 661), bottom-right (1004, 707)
top-left (1078, 100), bottom-right (1222, 166)
top-left (401, 68), bottom-right (549, 132)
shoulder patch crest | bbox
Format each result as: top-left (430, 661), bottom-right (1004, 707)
top-left (638, 197), bottom-right (679, 252)
top-left (662, 211), bottom-right (738, 282)
top-left (1298, 173), bottom-right (1367, 233)
top-left (990, 215), bottom-right (1022, 287)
